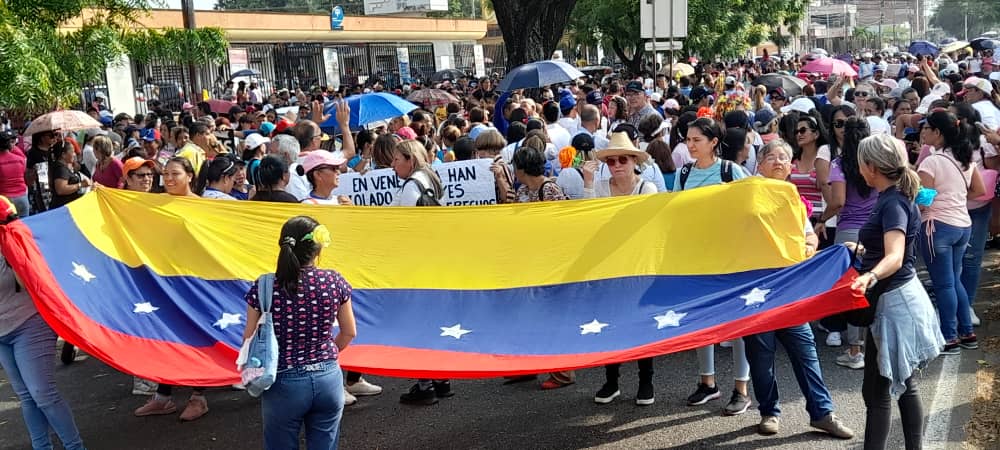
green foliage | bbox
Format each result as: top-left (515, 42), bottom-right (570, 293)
top-left (0, 0), bottom-right (228, 113)
top-left (929, 0), bottom-right (1000, 39)
top-left (124, 27), bottom-right (229, 66)
top-left (568, 0), bottom-right (808, 62)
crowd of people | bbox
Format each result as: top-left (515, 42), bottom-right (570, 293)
top-left (0, 41), bottom-right (999, 449)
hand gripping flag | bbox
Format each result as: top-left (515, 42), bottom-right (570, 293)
top-left (0, 178), bottom-right (866, 385)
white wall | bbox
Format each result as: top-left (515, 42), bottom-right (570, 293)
top-left (106, 55), bottom-right (136, 117)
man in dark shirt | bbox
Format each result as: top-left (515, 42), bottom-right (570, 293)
top-left (25, 131), bottom-right (59, 213)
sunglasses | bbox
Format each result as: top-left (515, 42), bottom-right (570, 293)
top-left (131, 172), bottom-right (154, 178)
top-left (795, 127), bottom-right (815, 135)
top-left (855, 92), bottom-right (871, 97)
top-left (833, 120), bottom-right (847, 129)
top-left (604, 155), bottom-right (631, 166)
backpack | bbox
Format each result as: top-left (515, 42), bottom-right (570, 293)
top-left (678, 159), bottom-right (734, 191)
top-left (236, 273), bottom-right (279, 398)
top-left (403, 173), bottom-right (442, 206)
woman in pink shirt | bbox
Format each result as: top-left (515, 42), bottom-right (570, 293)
top-left (0, 131), bottom-right (28, 216)
top-left (90, 136), bottom-right (123, 188)
top-left (917, 111), bottom-right (988, 354)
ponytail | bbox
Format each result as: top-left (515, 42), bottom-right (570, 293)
top-left (897, 166), bottom-right (921, 201)
top-left (274, 216), bottom-right (322, 295)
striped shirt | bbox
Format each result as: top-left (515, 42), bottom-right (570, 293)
top-left (789, 165), bottom-right (824, 218)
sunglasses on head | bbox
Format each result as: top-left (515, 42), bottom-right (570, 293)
top-left (604, 155), bottom-right (632, 166)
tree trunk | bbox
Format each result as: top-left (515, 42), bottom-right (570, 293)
top-left (611, 40), bottom-right (644, 75)
top-left (491, 0), bottom-right (578, 70)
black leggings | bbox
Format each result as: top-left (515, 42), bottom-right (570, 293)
top-left (156, 385), bottom-right (204, 397)
top-left (862, 329), bottom-right (923, 450)
top-left (604, 358), bottom-right (654, 385)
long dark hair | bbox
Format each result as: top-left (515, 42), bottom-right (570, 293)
top-left (670, 112), bottom-right (697, 153)
top-left (793, 111), bottom-right (831, 161)
top-left (778, 111), bottom-right (800, 152)
top-left (839, 117), bottom-right (872, 197)
top-left (257, 155), bottom-right (288, 191)
top-left (275, 216), bottom-right (322, 294)
top-left (721, 128), bottom-right (747, 163)
top-left (825, 105), bottom-right (856, 158)
top-left (926, 110), bottom-right (974, 168)
top-left (950, 102), bottom-right (983, 153)
top-left (196, 154), bottom-right (238, 194)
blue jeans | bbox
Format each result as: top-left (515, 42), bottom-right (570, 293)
top-left (744, 323), bottom-right (835, 421)
top-left (962, 204), bottom-right (992, 306)
top-left (919, 220), bottom-right (973, 341)
top-left (9, 194), bottom-right (29, 217)
top-left (0, 314), bottom-right (84, 450)
top-left (262, 360), bottom-right (344, 450)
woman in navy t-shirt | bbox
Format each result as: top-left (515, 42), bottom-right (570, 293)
top-left (851, 134), bottom-right (944, 450)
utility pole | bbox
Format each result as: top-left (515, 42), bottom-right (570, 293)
top-left (181, 0), bottom-right (202, 101)
top-left (878, 0), bottom-right (884, 50)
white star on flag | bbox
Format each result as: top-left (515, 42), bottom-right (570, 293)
top-left (71, 262), bottom-right (96, 283)
top-left (653, 310), bottom-right (687, 329)
top-left (214, 313), bottom-right (242, 330)
top-left (580, 319), bottom-right (609, 335)
top-left (133, 302), bottom-right (159, 314)
top-left (741, 287), bottom-right (772, 307)
top-left (439, 324), bottom-right (472, 339)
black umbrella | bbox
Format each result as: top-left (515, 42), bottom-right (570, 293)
top-left (750, 73), bottom-right (807, 97)
top-left (230, 69), bottom-right (260, 78)
top-left (429, 69), bottom-right (469, 83)
top-left (970, 38), bottom-right (999, 52)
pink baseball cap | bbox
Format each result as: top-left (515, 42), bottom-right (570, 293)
top-left (300, 150), bottom-right (347, 173)
top-left (395, 126), bottom-right (418, 140)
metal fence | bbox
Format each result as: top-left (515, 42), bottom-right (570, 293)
top-left (326, 42), bottom-right (435, 89)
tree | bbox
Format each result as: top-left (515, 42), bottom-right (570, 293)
top-left (567, 0), bottom-right (808, 70)
top-left (490, 0), bottom-right (579, 70)
top-left (930, 0), bottom-right (1000, 39)
top-left (0, 0), bottom-right (228, 114)
top-left (567, 0), bottom-right (643, 74)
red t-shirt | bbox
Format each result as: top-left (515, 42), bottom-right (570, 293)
top-left (92, 158), bottom-right (124, 189)
top-left (0, 150), bottom-right (28, 197)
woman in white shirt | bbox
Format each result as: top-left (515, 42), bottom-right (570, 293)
top-left (580, 131), bottom-right (657, 406)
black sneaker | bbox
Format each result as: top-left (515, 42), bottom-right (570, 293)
top-left (687, 383), bottom-right (721, 406)
top-left (960, 334), bottom-right (979, 349)
top-left (432, 380), bottom-right (455, 398)
top-left (594, 382), bottom-right (620, 404)
top-left (941, 341), bottom-right (961, 355)
top-left (60, 342), bottom-right (77, 365)
top-left (635, 382), bottom-right (654, 406)
top-left (722, 390), bottom-right (751, 416)
top-left (399, 384), bottom-right (438, 405)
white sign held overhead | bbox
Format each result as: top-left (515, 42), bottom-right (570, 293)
top-left (640, 0), bottom-right (688, 40)
top-left (333, 160), bottom-right (497, 207)
top-left (473, 45), bottom-right (486, 78)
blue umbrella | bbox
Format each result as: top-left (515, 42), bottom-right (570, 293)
top-left (908, 40), bottom-right (939, 57)
top-left (319, 92), bottom-right (418, 133)
top-left (498, 60), bottom-right (585, 92)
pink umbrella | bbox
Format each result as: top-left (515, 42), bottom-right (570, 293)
top-left (208, 99), bottom-right (236, 114)
top-left (800, 57), bottom-right (858, 77)
top-left (24, 110), bottom-right (102, 136)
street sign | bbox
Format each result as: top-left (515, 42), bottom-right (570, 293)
top-left (640, 0), bottom-right (688, 40)
top-left (330, 6), bottom-right (344, 30)
top-left (644, 42), bottom-right (684, 51)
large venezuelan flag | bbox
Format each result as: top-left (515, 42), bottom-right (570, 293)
top-left (0, 177), bottom-right (866, 386)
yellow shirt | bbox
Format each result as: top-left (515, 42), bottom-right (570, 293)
top-left (176, 143), bottom-right (206, 176)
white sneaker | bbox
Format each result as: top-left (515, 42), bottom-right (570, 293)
top-left (971, 308), bottom-right (981, 327)
top-left (835, 351), bottom-right (865, 369)
top-left (132, 377), bottom-right (158, 396)
top-left (346, 377), bottom-right (383, 396)
top-left (344, 389), bottom-right (358, 406)
top-left (826, 331), bottom-right (842, 347)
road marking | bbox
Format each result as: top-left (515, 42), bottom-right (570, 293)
top-left (924, 352), bottom-right (961, 449)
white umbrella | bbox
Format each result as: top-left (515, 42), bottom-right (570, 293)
top-left (24, 110), bottom-right (102, 136)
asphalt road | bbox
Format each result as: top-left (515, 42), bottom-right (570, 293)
top-left (0, 326), bottom-right (980, 450)
top-left (5, 251), bottom-right (997, 450)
